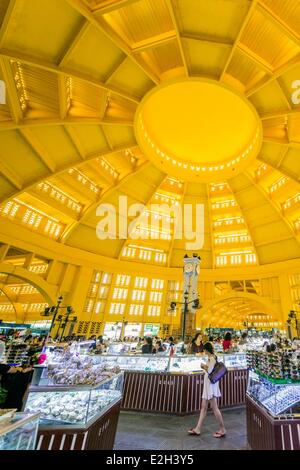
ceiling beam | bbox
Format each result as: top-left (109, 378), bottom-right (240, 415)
top-left (219, 0), bottom-right (259, 81)
top-left (64, 125), bottom-right (86, 160)
top-left (0, 0), bottom-right (18, 49)
top-left (243, 170), bottom-right (300, 247)
top-left (0, 157), bottom-right (23, 190)
top-left (226, 180), bottom-right (260, 265)
top-left (61, 160), bottom-right (152, 243)
top-left (165, 0), bottom-right (189, 76)
top-left (0, 57), bottom-right (23, 123)
top-left (275, 79), bottom-right (292, 110)
top-left (131, 30), bottom-right (177, 53)
top-left (0, 116), bottom-right (134, 131)
top-left (236, 43), bottom-right (273, 74)
top-left (257, 151), bottom-right (300, 183)
top-left (0, 244), bottom-right (9, 262)
top-left (90, 0), bottom-right (140, 14)
top-left (260, 109), bottom-right (300, 120)
top-left (19, 128), bottom-right (56, 173)
top-left (0, 48), bottom-right (141, 104)
top-left (257, 3), bottom-right (300, 48)
top-left (181, 33), bottom-right (233, 47)
top-left (28, 188), bottom-right (79, 222)
top-left (246, 54), bottom-right (300, 97)
top-left (0, 144), bottom-right (137, 206)
top-left (101, 125), bottom-right (114, 151)
top-left (59, 20), bottom-right (90, 67)
top-left (57, 75), bottom-right (69, 120)
top-left (104, 55), bottom-right (127, 83)
top-left (65, 0), bottom-right (159, 84)
top-left (263, 137), bottom-right (300, 150)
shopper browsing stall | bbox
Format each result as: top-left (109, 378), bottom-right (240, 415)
top-left (190, 332), bottom-right (204, 354)
top-left (188, 342), bottom-right (226, 438)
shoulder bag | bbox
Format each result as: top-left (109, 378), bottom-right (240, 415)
top-left (208, 355), bottom-right (228, 384)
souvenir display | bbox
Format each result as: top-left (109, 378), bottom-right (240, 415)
top-left (89, 353), bottom-right (247, 373)
top-left (247, 349), bottom-right (300, 381)
top-left (24, 372), bottom-right (124, 426)
top-left (45, 355), bottom-right (121, 386)
top-left (247, 370), bottom-right (300, 416)
top-left (0, 413), bottom-right (40, 450)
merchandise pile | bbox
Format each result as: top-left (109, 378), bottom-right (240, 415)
top-left (47, 355), bottom-right (121, 385)
top-left (24, 388), bottom-right (121, 424)
top-left (247, 349), bottom-right (300, 381)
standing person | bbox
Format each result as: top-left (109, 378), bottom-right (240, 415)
top-left (190, 332), bottom-right (204, 354)
top-left (0, 363), bottom-right (33, 411)
top-left (152, 340), bottom-right (166, 354)
top-left (141, 337), bottom-right (153, 354)
top-left (223, 332), bottom-right (232, 351)
top-left (239, 332), bottom-right (248, 345)
top-left (188, 342), bottom-right (226, 438)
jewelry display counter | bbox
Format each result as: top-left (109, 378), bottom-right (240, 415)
top-left (22, 372), bottom-right (124, 450)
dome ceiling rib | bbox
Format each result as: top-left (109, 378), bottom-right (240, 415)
top-left (219, 0), bottom-right (259, 82)
top-left (0, 49), bottom-right (142, 104)
top-left (65, 0), bottom-right (159, 84)
top-left (0, 0), bottom-right (300, 267)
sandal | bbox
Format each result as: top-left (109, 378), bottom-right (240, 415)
top-left (188, 429), bottom-right (201, 436)
top-left (213, 432), bottom-right (226, 438)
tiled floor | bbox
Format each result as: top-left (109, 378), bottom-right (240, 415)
top-left (114, 408), bottom-right (249, 450)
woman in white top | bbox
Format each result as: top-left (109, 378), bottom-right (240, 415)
top-left (188, 342), bottom-right (226, 438)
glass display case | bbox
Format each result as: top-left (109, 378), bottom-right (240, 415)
top-left (223, 353), bottom-right (247, 369)
top-left (90, 354), bottom-right (170, 372)
top-left (89, 353), bottom-right (247, 373)
top-left (169, 353), bottom-right (247, 373)
top-left (247, 370), bottom-right (300, 416)
top-left (0, 412), bottom-right (39, 450)
top-left (107, 342), bottom-right (138, 355)
top-left (169, 355), bottom-right (204, 373)
top-left (23, 372), bottom-right (124, 426)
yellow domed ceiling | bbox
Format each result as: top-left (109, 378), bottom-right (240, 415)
top-left (0, 0), bottom-right (300, 272)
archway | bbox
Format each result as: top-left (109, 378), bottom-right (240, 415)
top-left (196, 291), bottom-right (282, 329)
top-left (0, 262), bottom-right (56, 323)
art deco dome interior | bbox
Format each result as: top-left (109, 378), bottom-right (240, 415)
top-left (1, 0), bottom-right (300, 333)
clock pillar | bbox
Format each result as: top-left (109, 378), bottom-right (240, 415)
top-left (182, 256), bottom-right (201, 340)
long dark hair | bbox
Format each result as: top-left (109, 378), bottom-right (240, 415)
top-left (224, 332), bottom-right (232, 341)
top-left (192, 332), bottom-right (202, 344)
top-left (203, 342), bottom-right (214, 355)
top-left (145, 336), bottom-right (153, 350)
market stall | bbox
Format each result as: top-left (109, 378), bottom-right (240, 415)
top-left (87, 353), bottom-right (248, 414)
top-left (23, 356), bottom-right (124, 450)
top-left (246, 349), bottom-right (300, 450)
top-left (0, 412), bottom-right (40, 450)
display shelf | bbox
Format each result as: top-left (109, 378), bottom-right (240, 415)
top-left (24, 372), bottom-right (124, 426)
top-left (89, 353), bottom-right (247, 373)
top-left (246, 395), bottom-right (300, 450)
top-left (247, 370), bottom-right (300, 417)
top-left (0, 412), bottom-right (40, 450)
top-left (2, 343), bottom-right (29, 365)
top-left (36, 399), bottom-right (122, 450)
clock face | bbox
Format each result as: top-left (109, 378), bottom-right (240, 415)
top-left (184, 263), bottom-right (194, 273)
